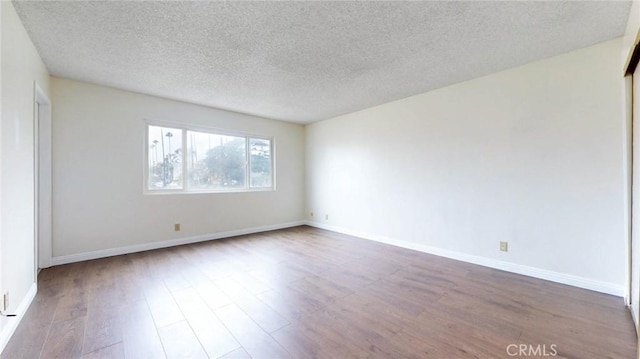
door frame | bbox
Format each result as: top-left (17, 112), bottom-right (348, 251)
top-left (625, 30), bottom-right (640, 359)
top-left (34, 82), bottom-right (52, 273)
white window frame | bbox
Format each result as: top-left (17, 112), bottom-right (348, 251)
top-left (144, 119), bottom-right (276, 194)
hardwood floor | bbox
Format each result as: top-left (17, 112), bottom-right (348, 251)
top-left (1, 226), bottom-right (636, 358)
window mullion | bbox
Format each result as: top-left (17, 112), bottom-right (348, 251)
top-left (182, 129), bottom-right (188, 191)
top-left (246, 137), bottom-right (250, 189)
top-left (270, 139), bottom-right (274, 189)
top-left (145, 124), bottom-right (150, 191)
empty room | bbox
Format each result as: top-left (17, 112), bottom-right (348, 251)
top-left (2, 0), bottom-right (640, 358)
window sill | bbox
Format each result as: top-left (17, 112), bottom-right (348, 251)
top-left (144, 188), bottom-right (275, 195)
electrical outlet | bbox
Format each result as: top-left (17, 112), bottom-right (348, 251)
top-left (500, 241), bottom-right (508, 252)
top-left (325, 214), bottom-right (329, 220)
top-left (174, 223), bottom-right (181, 231)
top-left (3, 292), bottom-right (8, 311)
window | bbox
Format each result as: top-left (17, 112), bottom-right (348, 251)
top-left (146, 123), bottom-right (273, 193)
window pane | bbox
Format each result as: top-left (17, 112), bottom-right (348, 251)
top-left (148, 126), bottom-right (183, 190)
top-left (250, 138), bottom-right (272, 188)
top-left (187, 131), bottom-right (246, 190)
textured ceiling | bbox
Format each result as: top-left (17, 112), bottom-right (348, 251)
top-left (13, 1), bottom-right (631, 124)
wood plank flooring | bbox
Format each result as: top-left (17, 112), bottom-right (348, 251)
top-left (1, 226), bottom-right (636, 358)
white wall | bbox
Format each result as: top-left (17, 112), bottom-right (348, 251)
top-left (306, 38), bottom-right (627, 295)
top-left (51, 78), bottom-right (305, 259)
top-left (1, 0), bottom-right (50, 346)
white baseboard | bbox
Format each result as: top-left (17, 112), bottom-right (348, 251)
top-left (51, 221), bottom-right (306, 266)
top-left (306, 221), bottom-right (625, 297)
top-left (0, 283), bottom-right (37, 355)
top-left (49, 219), bottom-right (626, 297)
